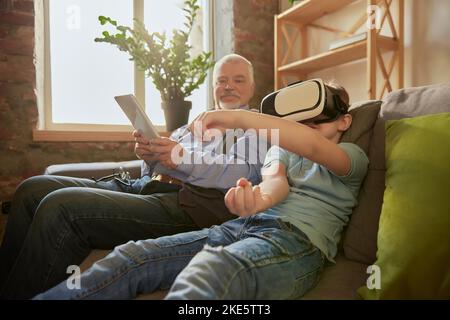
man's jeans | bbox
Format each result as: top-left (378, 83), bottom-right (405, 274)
top-left (0, 175), bottom-right (197, 299)
top-left (35, 214), bottom-right (325, 300)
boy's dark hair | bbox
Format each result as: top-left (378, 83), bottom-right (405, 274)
top-left (325, 81), bottom-right (350, 113)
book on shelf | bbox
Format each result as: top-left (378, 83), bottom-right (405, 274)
top-left (329, 32), bottom-right (367, 50)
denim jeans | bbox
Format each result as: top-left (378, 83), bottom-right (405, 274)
top-left (34, 214), bottom-right (325, 300)
top-left (0, 175), bottom-right (197, 299)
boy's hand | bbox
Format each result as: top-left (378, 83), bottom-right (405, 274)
top-left (133, 130), bottom-right (184, 170)
top-left (224, 178), bottom-right (273, 217)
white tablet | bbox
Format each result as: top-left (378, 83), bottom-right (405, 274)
top-left (114, 94), bottom-right (160, 140)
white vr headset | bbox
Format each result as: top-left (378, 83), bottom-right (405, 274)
top-left (260, 78), bottom-right (348, 124)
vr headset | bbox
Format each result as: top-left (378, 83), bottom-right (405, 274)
top-left (260, 78), bottom-right (349, 124)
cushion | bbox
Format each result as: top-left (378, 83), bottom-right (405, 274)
top-left (380, 83), bottom-right (450, 120)
top-left (339, 100), bottom-right (384, 264)
top-left (300, 253), bottom-right (368, 300)
top-left (358, 113), bottom-right (450, 299)
top-left (343, 118), bottom-right (385, 264)
top-left (341, 100), bottom-right (382, 155)
top-left (345, 83), bottom-right (450, 265)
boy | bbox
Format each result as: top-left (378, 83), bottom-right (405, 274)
top-left (35, 82), bottom-right (369, 299)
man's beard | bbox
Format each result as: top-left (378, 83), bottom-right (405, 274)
top-left (217, 100), bottom-right (242, 110)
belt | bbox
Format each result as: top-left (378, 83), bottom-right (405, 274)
top-left (152, 174), bottom-right (184, 186)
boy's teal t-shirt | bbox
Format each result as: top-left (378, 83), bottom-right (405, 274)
top-left (262, 143), bottom-right (369, 262)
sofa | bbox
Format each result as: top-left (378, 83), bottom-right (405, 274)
top-left (44, 83), bottom-right (450, 299)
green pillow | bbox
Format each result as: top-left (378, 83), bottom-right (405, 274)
top-left (358, 113), bottom-right (450, 299)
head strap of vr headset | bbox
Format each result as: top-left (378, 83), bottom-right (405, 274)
top-left (324, 85), bottom-right (349, 118)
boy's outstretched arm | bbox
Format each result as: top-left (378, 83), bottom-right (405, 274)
top-left (193, 110), bottom-right (351, 176)
top-left (225, 163), bottom-right (289, 217)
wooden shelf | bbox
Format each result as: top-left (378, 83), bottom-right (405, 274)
top-left (278, 35), bottom-right (398, 74)
top-left (278, 0), bottom-right (358, 24)
top-left (274, 0), bottom-right (404, 99)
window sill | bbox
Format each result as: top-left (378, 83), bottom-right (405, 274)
top-left (33, 130), bottom-right (171, 142)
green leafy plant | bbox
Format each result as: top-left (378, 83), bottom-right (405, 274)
top-left (95, 0), bottom-right (214, 103)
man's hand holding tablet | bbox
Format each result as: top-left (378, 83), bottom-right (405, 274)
top-left (114, 94), bottom-right (160, 141)
top-left (115, 94), bottom-right (184, 169)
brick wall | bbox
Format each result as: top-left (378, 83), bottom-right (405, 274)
top-left (0, 0), bottom-right (135, 202)
top-left (0, 0), bottom-right (279, 202)
top-left (233, 0), bottom-right (278, 109)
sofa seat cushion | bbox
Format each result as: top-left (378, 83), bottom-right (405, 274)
top-left (81, 250), bottom-right (367, 300)
top-left (301, 253), bottom-right (368, 300)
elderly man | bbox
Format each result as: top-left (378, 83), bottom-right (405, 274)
top-left (0, 54), bottom-right (266, 299)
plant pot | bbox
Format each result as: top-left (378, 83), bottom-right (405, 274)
top-left (161, 100), bottom-right (192, 132)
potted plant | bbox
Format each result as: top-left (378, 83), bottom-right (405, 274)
top-left (288, 0), bottom-right (303, 7)
top-left (95, 0), bottom-right (214, 131)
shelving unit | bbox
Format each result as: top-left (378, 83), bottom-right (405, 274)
top-left (274, 0), bottom-right (404, 99)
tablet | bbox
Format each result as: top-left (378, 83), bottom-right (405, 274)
top-left (114, 94), bottom-right (160, 140)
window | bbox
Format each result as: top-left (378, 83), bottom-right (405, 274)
top-left (143, 1), bottom-right (209, 126)
top-left (37, 0), bottom-right (213, 140)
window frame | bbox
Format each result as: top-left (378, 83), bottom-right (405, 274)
top-left (34, 0), bottom-right (214, 142)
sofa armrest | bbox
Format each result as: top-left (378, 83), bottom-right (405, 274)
top-left (44, 160), bottom-right (143, 180)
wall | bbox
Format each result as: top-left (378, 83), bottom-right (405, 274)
top-left (213, 0), bottom-right (234, 57)
top-left (407, 0), bottom-right (450, 87)
top-left (232, 0), bottom-right (278, 108)
top-left (214, 0), bottom-right (278, 109)
top-left (0, 0), bottom-right (279, 202)
top-left (2, 0), bottom-right (448, 202)
top-left (0, 0), bottom-right (135, 202)
top-left (278, 0), bottom-right (450, 103)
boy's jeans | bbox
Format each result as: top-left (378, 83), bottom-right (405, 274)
top-left (0, 175), bottom-right (197, 299)
top-left (35, 214), bottom-right (325, 300)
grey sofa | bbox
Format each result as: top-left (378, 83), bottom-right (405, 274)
top-left (45, 83), bottom-right (450, 299)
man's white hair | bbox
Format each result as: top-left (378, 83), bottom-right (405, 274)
top-left (212, 54), bottom-right (254, 85)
